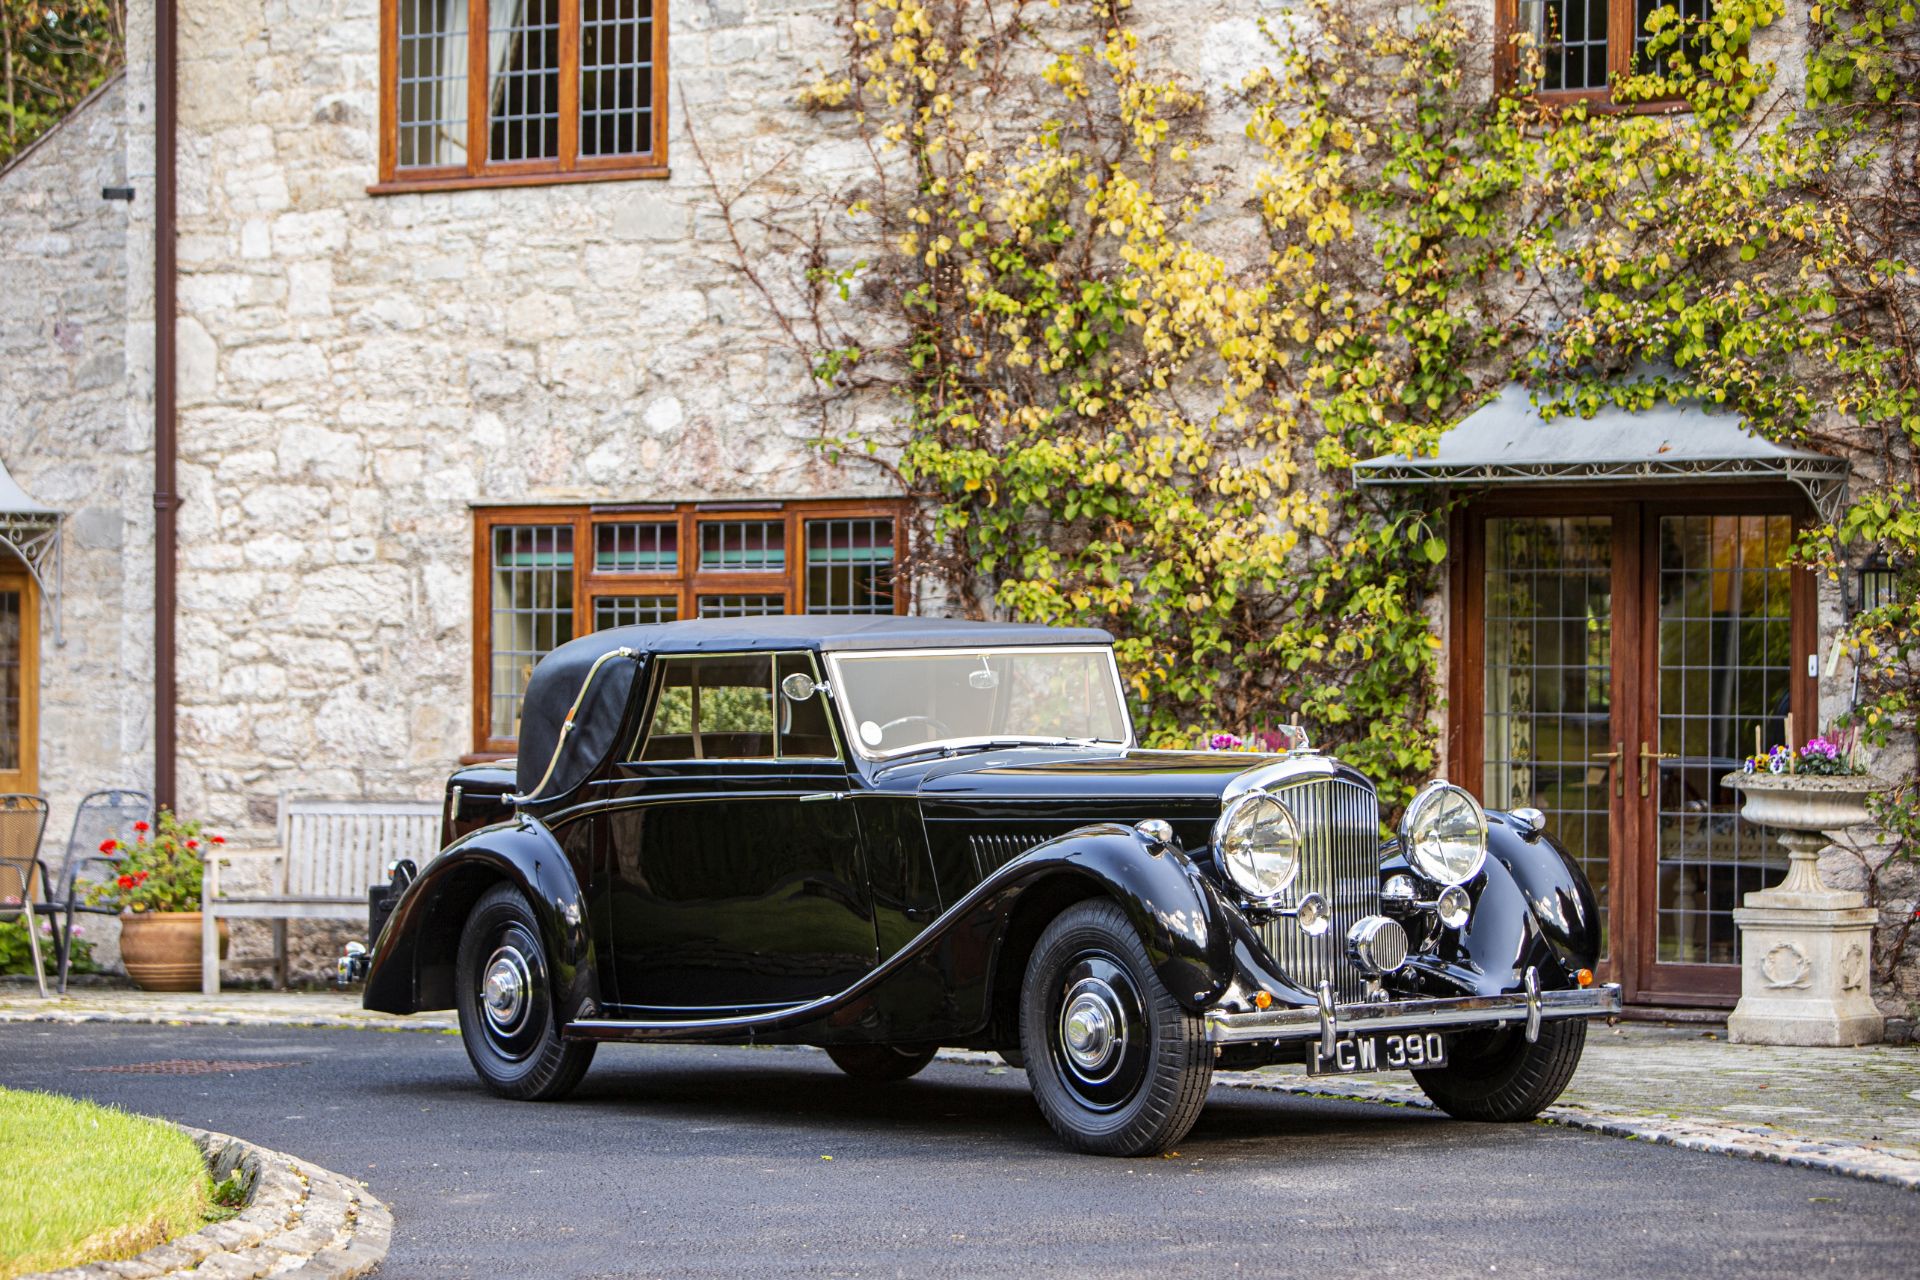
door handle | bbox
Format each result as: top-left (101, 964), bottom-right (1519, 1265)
top-left (799, 791), bottom-right (849, 803)
top-left (1590, 742), bottom-right (1624, 798)
top-left (1638, 742), bottom-right (1678, 798)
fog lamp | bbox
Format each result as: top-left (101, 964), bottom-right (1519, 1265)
top-left (1293, 891), bottom-right (1331, 937)
top-left (1435, 883), bottom-right (1472, 930)
top-left (1347, 915), bottom-right (1410, 976)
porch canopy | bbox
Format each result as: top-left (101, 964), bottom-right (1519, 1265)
top-left (0, 456), bottom-right (63, 644)
top-left (1352, 383), bottom-right (1849, 522)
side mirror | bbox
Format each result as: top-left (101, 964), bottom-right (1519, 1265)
top-left (780, 672), bottom-right (819, 702)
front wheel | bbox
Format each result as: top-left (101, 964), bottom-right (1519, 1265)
top-left (1411, 1018), bottom-right (1586, 1121)
top-left (824, 1044), bottom-right (938, 1082)
top-left (455, 883), bottom-right (595, 1101)
top-left (1019, 899), bottom-right (1212, 1156)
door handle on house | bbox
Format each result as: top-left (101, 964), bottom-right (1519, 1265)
top-left (1591, 742), bottom-right (1624, 798)
top-left (1638, 742), bottom-right (1678, 798)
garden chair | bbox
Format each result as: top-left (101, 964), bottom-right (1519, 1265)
top-left (45, 789), bottom-right (153, 993)
top-left (0, 793), bottom-right (51, 998)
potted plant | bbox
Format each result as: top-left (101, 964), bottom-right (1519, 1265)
top-left (1722, 726), bottom-right (1875, 902)
top-left (87, 811), bottom-right (229, 991)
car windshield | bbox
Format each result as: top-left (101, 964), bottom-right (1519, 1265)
top-left (826, 646), bottom-right (1132, 759)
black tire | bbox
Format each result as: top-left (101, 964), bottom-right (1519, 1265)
top-left (1019, 899), bottom-right (1212, 1156)
top-left (455, 882), bottom-right (596, 1101)
top-left (1411, 1017), bottom-right (1586, 1121)
top-left (824, 1044), bottom-right (939, 1081)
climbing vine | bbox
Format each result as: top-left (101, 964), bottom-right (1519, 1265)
top-left (764, 0), bottom-right (1918, 858)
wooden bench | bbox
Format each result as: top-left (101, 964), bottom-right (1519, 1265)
top-left (202, 799), bottom-right (441, 993)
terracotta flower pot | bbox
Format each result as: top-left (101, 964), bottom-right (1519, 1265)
top-left (119, 911), bottom-right (228, 992)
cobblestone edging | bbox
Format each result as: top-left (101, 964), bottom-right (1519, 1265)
top-left (1202, 1068), bottom-right (1920, 1194)
top-left (935, 1049), bottom-right (1920, 1193)
top-left (28, 1128), bottom-right (392, 1280)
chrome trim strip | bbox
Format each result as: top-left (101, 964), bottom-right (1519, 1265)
top-left (1203, 980), bottom-right (1622, 1046)
top-left (1523, 966), bottom-right (1542, 1043)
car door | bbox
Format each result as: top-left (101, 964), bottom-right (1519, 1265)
top-left (604, 650), bottom-right (877, 1013)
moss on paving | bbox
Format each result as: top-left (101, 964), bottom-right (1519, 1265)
top-left (0, 1086), bottom-right (211, 1279)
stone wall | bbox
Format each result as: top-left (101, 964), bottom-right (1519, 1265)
top-left (0, 76), bottom-right (153, 978)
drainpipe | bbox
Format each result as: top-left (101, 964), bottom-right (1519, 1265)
top-left (154, 0), bottom-right (177, 810)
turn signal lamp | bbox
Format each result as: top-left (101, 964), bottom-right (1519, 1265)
top-left (1576, 968), bottom-right (1594, 988)
top-left (1253, 991), bottom-right (1273, 1010)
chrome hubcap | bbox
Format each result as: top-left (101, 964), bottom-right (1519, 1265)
top-left (1058, 978), bottom-right (1126, 1084)
top-left (482, 946), bottom-right (531, 1034)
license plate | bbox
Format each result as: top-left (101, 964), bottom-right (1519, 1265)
top-left (1306, 1031), bottom-right (1448, 1075)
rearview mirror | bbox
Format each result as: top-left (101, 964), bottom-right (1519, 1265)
top-left (780, 672), bottom-right (819, 702)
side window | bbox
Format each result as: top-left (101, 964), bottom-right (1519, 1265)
top-left (638, 653), bottom-right (838, 761)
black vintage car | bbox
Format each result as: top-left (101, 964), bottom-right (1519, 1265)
top-left (348, 617), bottom-right (1619, 1155)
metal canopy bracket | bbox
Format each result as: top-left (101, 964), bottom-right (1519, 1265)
top-left (0, 458), bottom-right (65, 646)
top-left (1353, 384), bottom-right (1851, 525)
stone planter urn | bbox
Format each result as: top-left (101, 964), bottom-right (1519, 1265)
top-left (120, 911), bottom-right (228, 993)
top-left (1721, 772), bottom-right (1883, 1047)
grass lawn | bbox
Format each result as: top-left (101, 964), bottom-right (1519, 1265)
top-left (0, 1086), bottom-right (212, 1279)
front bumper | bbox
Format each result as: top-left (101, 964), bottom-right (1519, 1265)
top-left (1204, 967), bottom-right (1622, 1056)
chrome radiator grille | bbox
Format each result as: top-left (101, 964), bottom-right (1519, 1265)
top-left (1257, 777), bottom-right (1382, 1005)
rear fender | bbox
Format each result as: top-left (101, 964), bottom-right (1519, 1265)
top-left (361, 818), bottom-right (599, 1019)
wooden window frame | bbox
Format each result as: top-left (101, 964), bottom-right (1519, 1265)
top-left (469, 498), bottom-right (910, 758)
top-left (373, 0), bottom-right (670, 196)
top-left (0, 563), bottom-right (38, 794)
top-left (1493, 0), bottom-right (1713, 113)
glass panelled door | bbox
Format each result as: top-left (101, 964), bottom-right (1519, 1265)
top-left (1638, 511), bottom-right (1800, 1001)
top-left (0, 568), bottom-right (36, 794)
top-left (1470, 497), bottom-right (1809, 1005)
top-left (1481, 515), bottom-right (1619, 960)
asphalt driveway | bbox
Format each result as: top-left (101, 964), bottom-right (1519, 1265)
top-left (2, 1022), bottom-right (1914, 1278)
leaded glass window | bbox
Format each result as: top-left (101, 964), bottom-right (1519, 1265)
top-left (396, 0), bottom-right (470, 169)
top-left (698, 594), bottom-right (786, 618)
top-left (595, 522), bottom-right (678, 573)
top-left (489, 524), bottom-right (575, 741)
top-left (700, 522), bottom-right (786, 573)
top-left (806, 518), bottom-right (896, 614)
top-left (594, 595), bottom-right (678, 629)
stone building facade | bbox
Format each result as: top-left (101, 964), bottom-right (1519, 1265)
top-left (2, 1), bottom-right (1912, 1018)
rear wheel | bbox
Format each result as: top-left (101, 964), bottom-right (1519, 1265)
top-left (455, 883), bottom-right (595, 1101)
top-left (1019, 899), bottom-right (1212, 1156)
top-left (824, 1044), bottom-right (938, 1082)
top-left (1411, 1018), bottom-right (1586, 1121)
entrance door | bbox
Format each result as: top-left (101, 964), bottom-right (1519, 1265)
top-left (1461, 494), bottom-right (1813, 1007)
top-left (0, 567), bottom-right (36, 794)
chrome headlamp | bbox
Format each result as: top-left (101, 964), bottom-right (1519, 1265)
top-left (1213, 791), bottom-right (1302, 905)
top-left (1400, 781), bottom-right (1488, 887)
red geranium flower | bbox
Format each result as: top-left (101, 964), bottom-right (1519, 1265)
top-left (133, 820), bottom-right (149, 833)
top-left (133, 871), bottom-right (149, 884)
top-left (186, 839), bottom-right (199, 850)
top-left (99, 838), bottom-right (118, 854)
top-left (210, 835), bottom-right (225, 845)
top-left (116, 874), bottom-right (135, 890)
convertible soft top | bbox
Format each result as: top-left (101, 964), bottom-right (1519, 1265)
top-left (514, 616), bottom-right (1115, 801)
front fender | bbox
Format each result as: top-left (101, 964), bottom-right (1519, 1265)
top-left (998, 823), bottom-right (1238, 1013)
top-left (1401, 813), bottom-right (1603, 997)
top-left (361, 817), bottom-right (600, 1020)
